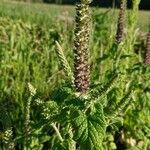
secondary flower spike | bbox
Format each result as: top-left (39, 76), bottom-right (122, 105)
top-left (145, 31), bottom-right (150, 65)
top-left (116, 0), bottom-right (127, 44)
top-left (73, 0), bottom-right (91, 93)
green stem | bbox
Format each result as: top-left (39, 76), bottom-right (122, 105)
top-left (51, 123), bottom-right (64, 142)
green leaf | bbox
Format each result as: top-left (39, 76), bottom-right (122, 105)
top-left (71, 102), bottom-right (106, 150)
top-left (51, 138), bottom-right (73, 150)
top-left (39, 135), bottom-right (51, 143)
top-left (71, 110), bottom-right (88, 142)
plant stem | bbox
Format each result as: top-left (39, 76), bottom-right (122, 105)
top-left (51, 123), bottom-right (64, 142)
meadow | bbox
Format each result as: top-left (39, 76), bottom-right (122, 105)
top-left (0, 0), bottom-right (150, 30)
top-left (0, 0), bottom-right (150, 149)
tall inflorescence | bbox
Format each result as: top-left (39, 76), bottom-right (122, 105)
top-left (73, 0), bottom-right (91, 93)
top-left (116, 0), bottom-right (127, 44)
top-left (145, 31), bottom-right (150, 65)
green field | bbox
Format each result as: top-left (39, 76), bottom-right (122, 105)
top-left (0, 0), bottom-right (150, 149)
top-left (0, 1), bottom-right (150, 31)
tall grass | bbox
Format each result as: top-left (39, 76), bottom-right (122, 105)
top-left (0, 0), bottom-right (150, 30)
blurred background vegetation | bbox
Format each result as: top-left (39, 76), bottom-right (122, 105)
top-left (8, 0), bottom-right (150, 10)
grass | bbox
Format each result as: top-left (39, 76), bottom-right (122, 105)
top-left (0, 0), bottom-right (149, 31)
top-left (137, 10), bottom-right (150, 31)
top-left (0, 1), bottom-right (74, 27)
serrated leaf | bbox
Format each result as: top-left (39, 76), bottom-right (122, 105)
top-left (71, 110), bottom-right (88, 142)
top-left (73, 111), bottom-right (86, 127)
top-left (71, 102), bottom-right (106, 150)
top-left (74, 120), bottom-right (87, 141)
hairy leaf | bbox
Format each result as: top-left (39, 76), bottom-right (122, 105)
top-left (71, 102), bottom-right (106, 150)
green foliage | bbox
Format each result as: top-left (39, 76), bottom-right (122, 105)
top-left (0, 0), bottom-right (150, 150)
